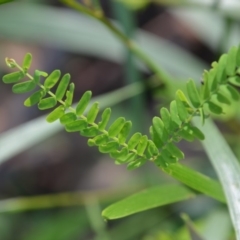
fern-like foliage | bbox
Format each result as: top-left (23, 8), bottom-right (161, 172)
top-left (2, 46), bottom-right (240, 169)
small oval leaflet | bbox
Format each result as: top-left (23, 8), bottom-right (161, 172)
top-left (22, 53), bottom-right (32, 72)
top-left (118, 121), bottom-right (132, 144)
top-left (186, 79), bottom-right (201, 108)
top-left (76, 91), bottom-right (92, 116)
top-left (108, 117), bottom-right (125, 138)
top-left (136, 135), bottom-right (148, 156)
top-left (55, 73), bottom-right (71, 101)
top-left (65, 119), bottom-right (87, 132)
top-left (81, 126), bottom-right (99, 137)
top-left (60, 112), bottom-right (77, 125)
top-left (98, 108), bottom-right (111, 131)
top-left (44, 69), bottom-right (61, 89)
top-left (99, 141), bottom-right (119, 153)
top-left (2, 71), bottom-right (24, 84)
top-left (46, 105), bottom-right (65, 123)
top-left (24, 90), bottom-right (44, 107)
top-left (87, 102), bottom-right (99, 124)
top-left (208, 101), bottom-right (223, 115)
top-left (38, 97), bottom-right (57, 110)
top-left (12, 80), bottom-right (36, 94)
top-left (128, 132), bottom-right (142, 150)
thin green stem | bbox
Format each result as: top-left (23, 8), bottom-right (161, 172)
top-left (61, 0), bottom-right (172, 84)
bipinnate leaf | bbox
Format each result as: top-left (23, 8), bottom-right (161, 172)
top-left (12, 80), bottom-right (36, 94)
top-left (38, 97), bottom-right (57, 110)
top-left (98, 108), bottom-right (111, 131)
top-left (99, 141), bottom-right (119, 153)
top-left (60, 112), bottom-right (77, 124)
top-left (65, 119), bottom-right (87, 132)
top-left (2, 71), bottom-right (24, 84)
top-left (128, 133), bottom-right (141, 150)
top-left (102, 184), bottom-right (195, 220)
top-left (44, 70), bottom-right (61, 89)
top-left (118, 121), bottom-right (132, 144)
top-left (55, 73), bottom-right (71, 101)
top-left (64, 83), bottom-right (75, 107)
top-left (76, 91), bottom-right (92, 116)
top-left (186, 79), bottom-right (201, 108)
top-left (24, 90), bottom-right (44, 107)
top-left (46, 105), bottom-right (65, 123)
top-left (136, 135), bottom-right (148, 156)
top-left (87, 102), bottom-right (99, 124)
top-left (108, 117), bottom-right (125, 138)
top-left (22, 53), bottom-right (32, 72)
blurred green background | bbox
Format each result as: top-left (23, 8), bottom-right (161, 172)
top-left (0, 0), bottom-right (240, 239)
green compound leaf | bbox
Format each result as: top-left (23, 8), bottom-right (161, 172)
top-left (186, 79), bottom-right (201, 108)
top-left (118, 121), bottom-right (132, 144)
top-left (102, 184), bottom-right (195, 220)
top-left (65, 119), bottom-right (87, 132)
top-left (38, 97), bottom-right (57, 110)
top-left (24, 90), bottom-right (44, 107)
top-left (12, 80), bottom-right (36, 94)
top-left (22, 53), bottom-right (32, 72)
top-left (87, 102), bottom-right (99, 124)
top-left (76, 91), bottom-right (92, 116)
top-left (228, 76), bottom-right (240, 87)
top-left (60, 112), bottom-right (77, 125)
top-left (208, 101), bottom-right (223, 114)
top-left (64, 83), bottom-right (75, 107)
top-left (166, 142), bottom-right (184, 159)
top-left (128, 133), bottom-right (141, 150)
top-left (99, 141), bottom-right (119, 153)
top-left (55, 73), bottom-right (71, 101)
top-left (108, 117), bottom-right (125, 138)
top-left (152, 117), bottom-right (168, 143)
top-left (98, 108), bottom-right (111, 131)
top-left (44, 69), bottom-right (61, 89)
top-left (136, 135), bottom-right (148, 156)
top-left (81, 126), bottom-right (99, 137)
top-left (2, 71), bottom-right (24, 84)
top-left (46, 105), bottom-right (65, 123)
top-left (226, 46), bottom-right (237, 76)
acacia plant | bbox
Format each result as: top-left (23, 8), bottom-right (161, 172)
top-left (2, 0), bottom-right (240, 239)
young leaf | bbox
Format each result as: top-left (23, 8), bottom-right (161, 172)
top-left (76, 91), bottom-right (92, 116)
top-left (22, 53), bottom-right (32, 72)
top-left (136, 135), bottom-right (148, 156)
top-left (81, 126), bottom-right (98, 137)
top-left (55, 73), bottom-right (71, 101)
top-left (12, 80), bottom-right (36, 94)
top-left (146, 140), bottom-right (159, 158)
top-left (226, 46), bottom-right (237, 76)
top-left (24, 90), bottom-right (44, 107)
top-left (46, 105), bottom-right (65, 123)
top-left (38, 97), bottom-right (57, 110)
top-left (118, 121), bottom-right (132, 144)
top-left (87, 102), bottom-right (99, 124)
top-left (99, 141), bottom-right (119, 153)
top-left (128, 133), bottom-right (141, 150)
top-left (2, 71), bottom-right (24, 84)
top-left (65, 119), bottom-right (87, 132)
top-left (176, 90), bottom-right (191, 107)
top-left (44, 69), bottom-right (61, 89)
top-left (152, 117), bottom-right (168, 143)
top-left (186, 79), bottom-right (201, 108)
top-left (108, 117), bottom-right (125, 138)
top-left (98, 108), bottom-right (111, 131)
top-left (60, 112), bottom-right (77, 125)
top-left (208, 101), bottom-right (223, 115)
top-left (64, 83), bottom-right (75, 107)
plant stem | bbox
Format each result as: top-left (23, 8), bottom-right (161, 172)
top-left (61, 0), bottom-right (173, 84)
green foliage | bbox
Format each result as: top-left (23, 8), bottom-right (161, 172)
top-left (2, 46), bottom-right (240, 170)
